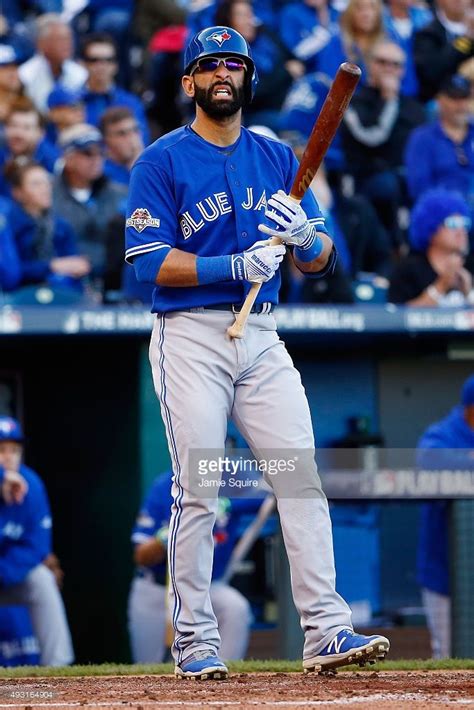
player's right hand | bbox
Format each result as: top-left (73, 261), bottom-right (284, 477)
top-left (1, 470), bottom-right (28, 505)
top-left (232, 240), bottom-right (286, 283)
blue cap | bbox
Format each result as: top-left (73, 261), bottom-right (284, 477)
top-left (48, 85), bottom-right (83, 109)
top-left (461, 375), bottom-right (474, 406)
top-left (0, 417), bottom-right (24, 442)
top-left (439, 74), bottom-right (470, 99)
top-left (0, 44), bottom-right (19, 66)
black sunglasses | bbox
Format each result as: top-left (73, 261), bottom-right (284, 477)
top-left (190, 56), bottom-right (247, 75)
top-left (85, 56), bottom-right (116, 64)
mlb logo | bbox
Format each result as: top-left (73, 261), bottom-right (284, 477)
top-left (208, 30), bottom-right (231, 47)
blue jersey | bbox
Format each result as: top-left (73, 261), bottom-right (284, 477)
top-left (279, 2), bottom-right (340, 74)
top-left (125, 125), bottom-right (327, 313)
top-left (0, 464), bottom-right (52, 587)
top-left (416, 406), bottom-right (474, 596)
top-left (131, 471), bottom-right (263, 582)
top-left (0, 607), bottom-right (40, 666)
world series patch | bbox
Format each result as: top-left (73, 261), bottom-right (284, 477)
top-left (126, 208), bottom-right (161, 233)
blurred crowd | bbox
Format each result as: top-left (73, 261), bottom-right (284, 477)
top-left (0, 0), bottom-right (473, 307)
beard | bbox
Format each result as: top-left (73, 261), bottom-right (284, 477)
top-left (194, 81), bottom-right (245, 119)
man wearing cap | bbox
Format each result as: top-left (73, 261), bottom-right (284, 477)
top-left (0, 44), bottom-right (24, 125)
top-left (0, 416), bottom-right (74, 666)
top-left (404, 74), bottom-right (474, 223)
top-left (53, 123), bottom-right (127, 289)
top-left (416, 374), bottom-right (474, 657)
top-left (388, 188), bottom-right (473, 305)
top-left (46, 85), bottom-right (86, 146)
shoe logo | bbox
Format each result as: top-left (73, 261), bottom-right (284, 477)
top-left (327, 634), bottom-right (347, 654)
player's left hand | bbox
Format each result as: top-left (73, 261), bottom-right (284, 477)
top-left (258, 190), bottom-right (315, 248)
top-left (2, 469), bottom-right (28, 505)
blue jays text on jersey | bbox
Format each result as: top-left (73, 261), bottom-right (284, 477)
top-left (0, 464), bottom-right (52, 587)
top-left (125, 125), bottom-right (327, 313)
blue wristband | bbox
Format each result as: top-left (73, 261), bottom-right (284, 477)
top-left (294, 234), bottom-right (324, 263)
top-left (196, 255), bottom-right (233, 285)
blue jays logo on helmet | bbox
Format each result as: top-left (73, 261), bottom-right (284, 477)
top-left (208, 29), bottom-right (232, 47)
top-left (183, 26), bottom-right (259, 102)
top-left (0, 417), bottom-right (24, 443)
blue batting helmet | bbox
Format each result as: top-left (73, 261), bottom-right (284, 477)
top-left (183, 26), bottom-right (258, 102)
top-left (0, 417), bottom-right (24, 443)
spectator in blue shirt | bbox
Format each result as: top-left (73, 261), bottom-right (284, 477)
top-left (0, 416), bottom-right (74, 666)
top-left (404, 74), bottom-right (474, 224)
top-left (4, 158), bottom-right (91, 292)
top-left (79, 33), bottom-right (150, 146)
top-left (383, 0), bottom-right (433, 97)
top-left (279, 0), bottom-right (341, 75)
top-left (45, 85), bottom-right (85, 147)
top-left (0, 99), bottom-right (60, 198)
top-left (100, 106), bottom-right (143, 186)
top-left (416, 374), bottom-right (474, 658)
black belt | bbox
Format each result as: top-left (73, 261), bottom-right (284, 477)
top-left (193, 302), bottom-right (274, 314)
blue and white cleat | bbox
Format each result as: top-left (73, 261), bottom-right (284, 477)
top-left (175, 650), bottom-right (229, 680)
top-left (303, 629), bottom-right (390, 674)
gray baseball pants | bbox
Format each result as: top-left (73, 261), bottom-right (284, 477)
top-left (149, 310), bottom-right (352, 665)
top-left (0, 564), bottom-right (74, 666)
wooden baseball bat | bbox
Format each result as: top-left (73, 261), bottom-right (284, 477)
top-left (227, 62), bottom-right (361, 340)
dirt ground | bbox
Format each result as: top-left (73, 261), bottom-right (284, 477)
top-left (0, 671), bottom-right (472, 709)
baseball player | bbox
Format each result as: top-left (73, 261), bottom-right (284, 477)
top-left (0, 416), bottom-right (74, 666)
top-left (128, 470), bottom-right (264, 663)
top-left (125, 25), bottom-right (390, 679)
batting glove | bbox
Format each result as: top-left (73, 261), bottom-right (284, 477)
top-left (258, 190), bottom-right (317, 249)
top-left (155, 525), bottom-right (169, 547)
top-left (231, 239), bottom-right (286, 283)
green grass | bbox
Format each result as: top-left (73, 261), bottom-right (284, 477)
top-left (0, 658), bottom-right (473, 678)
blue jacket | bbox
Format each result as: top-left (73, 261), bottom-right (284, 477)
top-left (81, 86), bottom-right (150, 146)
top-left (9, 203), bottom-right (78, 286)
top-left (404, 120), bottom-right (474, 202)
top-left (0, 463), bottom-right (52, 587)
top-left (416, 406), bottom-right (474, 595)
top-left (280, 72), bottom-right (344, 170)
top-left (104, 158), bottom-right (130, 186)
top-left (279, 2), bottom-right (340, 74)
top-left (131, 471), bottom-right (264, 583)
top-left (0, 197), bottom-right (21, 291)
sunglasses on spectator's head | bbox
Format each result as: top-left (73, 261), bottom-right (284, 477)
top-left (443, 215), bottom-right (472, 230)
top-left (190, 56), bottom-right (247, 75)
